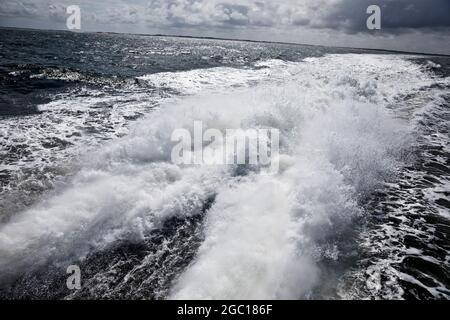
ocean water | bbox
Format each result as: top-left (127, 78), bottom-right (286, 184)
top-left (0, 28), bottom-right (449, 299)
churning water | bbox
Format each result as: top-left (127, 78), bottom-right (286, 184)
top-left (0, 28), bottom-right (449, 299)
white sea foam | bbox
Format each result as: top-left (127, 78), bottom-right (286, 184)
top-left (137, 59), bottom-right (299, 95)
top-left (0, 54), bottom-right (447, 298)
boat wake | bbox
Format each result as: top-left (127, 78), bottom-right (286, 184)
top-left (0, 54), bottom-right (449, 299)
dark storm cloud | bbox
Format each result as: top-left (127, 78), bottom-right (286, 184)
top-left (322, 0), bottom-right (450, 34)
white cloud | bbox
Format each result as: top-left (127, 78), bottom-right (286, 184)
top-left (2, 0), bottom-right (449, 31)
top-left (0, 0), bottom-right (342, 29)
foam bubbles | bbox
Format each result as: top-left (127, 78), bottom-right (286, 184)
top-left (1, 54), bottom-right (446, 298)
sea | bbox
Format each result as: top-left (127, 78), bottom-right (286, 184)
top-left (0, 27), bottom-right (449, 299)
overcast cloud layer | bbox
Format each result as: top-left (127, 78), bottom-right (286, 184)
top-left (1, 0), bottom-right (450, 54)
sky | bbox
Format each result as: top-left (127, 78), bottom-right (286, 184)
top-left (1, 0), bottom-right (450, 54)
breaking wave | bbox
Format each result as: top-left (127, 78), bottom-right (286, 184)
top-left (0, 54), bottom-right (448, 299)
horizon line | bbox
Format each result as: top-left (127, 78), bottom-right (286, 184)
top-left (1, 25), bottom-right (449, 57)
